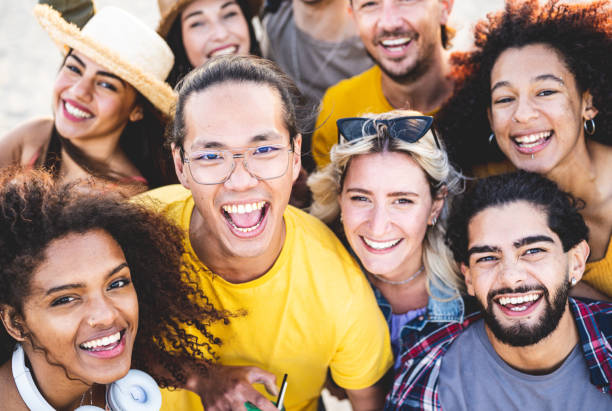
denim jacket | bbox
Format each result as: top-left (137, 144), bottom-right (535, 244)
top-left (372, 278), bottom-right (464, 361)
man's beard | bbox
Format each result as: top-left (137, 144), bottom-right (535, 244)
top-left (477, 278), bottom-right (570, 347)
top-left (366, 31), bottom-right (434, 84)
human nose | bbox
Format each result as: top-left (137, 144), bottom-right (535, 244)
top-left (69, 76), bottom-right (94, 103)
top-left (209, 19), bottom-right (230, 42)
top-left (379, 0), bottom-right (402, 31)
top-left (85, 295), bottom-right (118, 328)
top-left (498, 257), bottom-right (527, 287)
top-left (512, 96), bottom-right (539, 123)
top-left (223, 157), bottom-right (259, 191)
top-left (368, 203), bottom-right (392, 237)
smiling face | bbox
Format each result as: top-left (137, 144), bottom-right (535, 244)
top-left (181, 0), bottom-right (250, 67)
top-left (16, 230), bottom-right (138, 385)
top-left (461, 201), bottom-right (588, 347)
top-left (339, 151), bottom-right (442, 280)
top-left (52, 50), bottom-right (142, 142)
top-left (350, 0), bottom-right (452, 81)
top-left (173, 81), bottom-right (301, 264)
top-left (488, 44), bottom-right (598, 174)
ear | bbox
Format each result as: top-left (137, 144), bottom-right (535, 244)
top-left (460, 263), bottom-right (475, 296)
top-left (171, 143), bottom-right (190, 189)
top-left (129, 104), bottom-right (144, 122)
top-left (439, 0), bottom-right (454, 25)
top-left (582, 91), bottom-right (598, 121)
top-left (429, 185), bottom-right (447, 225)
top-left (568, 239), bottom-right (590, 284)
top-left (291, 134), bottom-right (302, 184)
top-left (0, 305), bottom-right (27, 342)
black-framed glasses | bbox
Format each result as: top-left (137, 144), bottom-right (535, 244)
top-left (182, 144), bottom-right (294, 185)
top-left (336, 116), bottom-right (440, 148)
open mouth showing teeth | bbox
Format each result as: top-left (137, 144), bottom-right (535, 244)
top-left (362, 237), bottom-right (401, 251)
top-left (80, 331), bottom-right (123, 352)
top-left (496, 293), bottom-right (541, 312)
top-left (64, 101), bottom-right (93, 119)
top-left (208, 45), bottom-right (239, 58)
top-left (380, 37), bottom-right (412, 53)
top-left (512, 131), bottom-right (553, 151)
top-left (222, 201), bottom-right (268, 233)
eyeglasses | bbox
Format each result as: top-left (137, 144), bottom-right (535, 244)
top-left (182, 144), bottom-right (294, 185)
top-left (336, 116), bottom-right (440, 148)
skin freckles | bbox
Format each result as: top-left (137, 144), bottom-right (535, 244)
top-left (488, 44), bottom-right (598, 174)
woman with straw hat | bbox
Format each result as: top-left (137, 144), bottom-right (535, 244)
top-left (158, 0), bottom-right (262, 87)
top-left (0, 5), bottom-right (178, 196)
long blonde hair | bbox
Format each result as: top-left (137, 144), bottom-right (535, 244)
top-left (308, 110), bottom-right (465, 294)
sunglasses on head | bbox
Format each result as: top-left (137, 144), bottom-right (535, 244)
top-left (336, 115), bottom-right (440, 148)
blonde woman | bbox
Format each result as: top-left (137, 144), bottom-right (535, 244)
top-left (309, 110), bottom-right (465, 369)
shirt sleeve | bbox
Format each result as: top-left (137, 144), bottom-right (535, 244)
top-left (329, 270), bottom-right (393, 390)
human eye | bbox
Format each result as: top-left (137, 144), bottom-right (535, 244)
top-left (223, 10), bottom-right (239, 19)
top-left (193, 151), bottom-right (224, 162)
top-left (108, 278), bottom-right (131, 290)
top-left (358, 0), bottom-right (378, 9)
top-left (350, 195), bottom-right (369, 202)
top-left (536, 89), bottom-right (557, 97)
top-left (524, 247), bottom-right (545, 256)
top-left (492, 95), bottom-right (514, 105)
top-left (98, 81), bottom-right (118, 92)
top-left (475, 255), bottom-right (498, 264)
top-left (64, 64), bottom-right (81, 75)
top-left (51, 295), bottom-right (77, 307)
top-left (253, 145), bottom-right (281, 156)
top-left (394, 198), bottom-right (414, 205)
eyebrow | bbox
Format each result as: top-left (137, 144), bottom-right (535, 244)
top-left (345, 188), bottom-right (419, 197)
top-left (67, 54), bottom-right (126, 86)
top-left (513, 235), bottom-right (555, 248)
top-left (491, 74), bottom-right (565, 93)
top-left (190, 132), bottom-right (284, 150)
top-left (44, 262), bottom-right (129, 296)
top-left (466, 245), bottom-right (501, 259)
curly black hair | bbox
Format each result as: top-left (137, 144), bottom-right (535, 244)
top-left (446, 170), bottom-right (588, 266)
top-left (0, 167), bottom-right (229, 387)
top-left (436, 0), bottom-right (612, 171)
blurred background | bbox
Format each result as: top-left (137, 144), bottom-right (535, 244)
top-left (0, 0), bottom-right (507, 134)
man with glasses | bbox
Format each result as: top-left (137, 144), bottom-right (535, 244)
top-left (139, 56), bottom-right (393, 411)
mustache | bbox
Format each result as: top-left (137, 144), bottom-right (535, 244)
top-left (487, 285), bottom-right (548, 302)
top-left (374, 30), bottom-right (417, 43)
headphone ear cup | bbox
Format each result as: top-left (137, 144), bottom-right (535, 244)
top-left (106, 369), bottom-right (162, 411)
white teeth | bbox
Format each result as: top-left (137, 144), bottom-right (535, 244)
top-left (64, 101), bottom-right (93, 119)
top-left (209, 45), bottom-right (239, 57)
top-left (363, 237), bottom-right (401, 250)
top-left (381, 37), bottom-right (411, 47)
top-left (498, 293), bottom-right (540, 306)
top-left (222, 201), bottom-right (265, 215)
top-left (81, 331), bottom-right (120, 349)
top-left (227, 217), bottom-right (262, 233)
top-left (514, 131), bottom-right (552, 147)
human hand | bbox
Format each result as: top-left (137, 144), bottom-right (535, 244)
top-left (187, 364), bottom-right (278, 411)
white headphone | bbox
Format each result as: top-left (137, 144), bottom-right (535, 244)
top-left (12, 344), bottom-right (162, 411)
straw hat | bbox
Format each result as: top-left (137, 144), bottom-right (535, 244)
top-left (157, 0), bottom-right (262, 38)
top-left (34, 4), bottom-right (176, 116)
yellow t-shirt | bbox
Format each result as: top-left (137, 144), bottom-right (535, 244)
top-left (312, 66), bottom-right (393, 169)
top-left (138, 185), bottom-right (393, 411)
top-left (583, 237), bottom-right (612, 297)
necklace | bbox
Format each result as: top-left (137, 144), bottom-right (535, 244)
top-left (79, 386), bottom-right (93, 407)
top-left (372, 265), bottom-right (424, 285)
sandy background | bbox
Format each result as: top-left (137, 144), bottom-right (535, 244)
top-left (0, 0), bottom-right (505, 409)
top-left (0, 0), bottom-right (508, 134)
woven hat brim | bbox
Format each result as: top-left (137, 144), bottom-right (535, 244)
top-left (34, 5), bottom-right (176, 117)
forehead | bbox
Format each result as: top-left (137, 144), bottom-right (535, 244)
top-left (344, 151), bottom-right (431, 193)
top-left (183, 0), bottom-right (237, 16)
top-left (467, 201), bottom-right (558, 248)
top-left (183, 81), bottom-right (289, 149)
top-left (491, 44), bottom-right (575, 87)
top-left (30, 230), bottom-right (126, 292)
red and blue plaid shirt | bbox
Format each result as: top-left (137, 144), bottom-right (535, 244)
top-left (385, 297), bottom-right (612, 410)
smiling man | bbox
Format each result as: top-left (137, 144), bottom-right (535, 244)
top-left (139, 56), bottom-right (392, 411)
top-left (386, 171), bottom-right (612, 410)
top-left (311, 0), bottom-right (455, 168)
